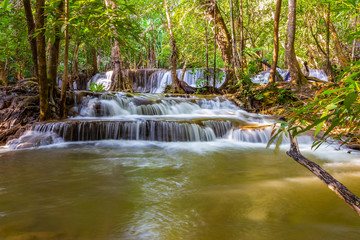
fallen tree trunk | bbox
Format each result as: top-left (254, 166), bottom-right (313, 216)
top-left (305, 76), bottom-right (330, 84)
top-left (287, 134), bottom-right (360, 216)
top-left (179, 80), bottom-right (196, 94)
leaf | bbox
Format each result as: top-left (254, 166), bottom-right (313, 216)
top-left (314, 121), bottom-right (323, 138)
top-left (325, 103), bottom-right (337, 110)
top-left (274, 133), bottom-right (283, 155)
top-left (3, 0), bottom-right (9, 10)
top-left (344, 92), bottom-right (358, 111)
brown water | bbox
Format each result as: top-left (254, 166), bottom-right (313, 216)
top-left (0, 141), bottom-right (360, 240)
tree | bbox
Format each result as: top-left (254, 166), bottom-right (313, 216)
top-left (269, 0), bottom-right (282, 84)
top-left (164, 0), bottom-right (180, 92)
top-left (285, 0), bottom-right (307, 85)
top-left (199, 0), bottom-right (233, 87)
top-left (22, 0), bottom-right (38, 79)
top-left (60, 0), bottom-right (68, 119)
top-left (35, 0), bottom-right (49, 120)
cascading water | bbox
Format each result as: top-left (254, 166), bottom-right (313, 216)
top-left (87, 69), bottom-right (225, 93)
top-left (88, 71), bottom-right (113, 90)
top-left (7, 90), bottom-right (310, 149)
top-left (251, 68), bottom-right (328, 83)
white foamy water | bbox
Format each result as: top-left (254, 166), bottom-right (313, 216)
top-left (251, 69), bottom-right (328, 84)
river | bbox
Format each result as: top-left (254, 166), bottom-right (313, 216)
top-left (0, 91), bottom-right (360, 239)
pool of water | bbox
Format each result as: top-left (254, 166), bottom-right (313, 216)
top-left (1, 140), bottom-right (360, 240)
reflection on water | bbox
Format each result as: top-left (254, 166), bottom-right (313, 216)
top-left (0, 141), bottom-right (360, 239)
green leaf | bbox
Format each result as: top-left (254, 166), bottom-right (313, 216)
top-left (3, 0), bottom-right (9, 10)
top-left (325, 103), bottom-right (338, 110)
top-left (344, 92), bottom-right (358, 111)
top-left (314, 121), bottom-right (323, 138)
top-left (274, 133), bottom-right (283, 155)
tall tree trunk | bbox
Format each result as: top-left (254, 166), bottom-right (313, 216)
top-left (35, 0), bottom-right (49, 121)
top-left (269, 0), bottom-right (282, 84)
top-left (230, 0), bottom-right (239, 69)
top-left (235, 0), bottom-right (244, 69)
top-left (325, 3), bottom-right (332, 80)
top-left (351, 14), bottom-right (358, 62)
top-left (60, 0), bottom-right (69, 119)
top-left (0, 61), bottom-right (6, 85)
top-left (71, 43), bottom-right (80, 90)
top-left (104, 0), bottom-right (125, 91)
top-left (165, 0), bottom-right (180, 92)
top-left (230, 0), bottom-right (241, 85)
top-left (205, 19), bottom-right (209, 87)
top-left (324, 17), bottom-right (349, 68)
top-left (213, 0), bottom-right (217, 93)
top-left (200, 0), bottom-right (233, 87)
top-left (23, 0), bottom-right (38, 79)
top-left (48, 0), bottom-right (64, 105)
top-left (286, 0), bottom-right (308, 85)
top-left (110, 43), bottom-right (122, 91)
top-left (239, 0), bottom-right (245, 71)
top-left (91, 47), bottom-right (98, 76)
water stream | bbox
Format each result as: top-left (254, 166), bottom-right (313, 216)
top-left (1, 87), bottom-right (360, 239)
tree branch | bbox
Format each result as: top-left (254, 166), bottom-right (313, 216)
top-left (287, 134), bottom-right (360, 216)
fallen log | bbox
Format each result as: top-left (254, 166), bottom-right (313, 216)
top-left (305, 76), bottom-right (330, 84)
top-left (179, 80), bottom-right (196, 94)
top-left (287, 134), bottom-right (360, 216)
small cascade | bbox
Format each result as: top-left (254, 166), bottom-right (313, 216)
top-left (251, 69), bottom-right (328, 84)
top-left (86, 69), bottom-right (225, 93)
top-left (228, 127), bottom-right (314, 145)
top-left (6, 131), bottom-right (64, 149)
top-left (88, 71), bottom-right (113, 90)
top-left (76, 94), bottom-right (247, 117)
top-left (309, 69), bottom-right (328, 81)
top-left (31, 120), bottom-right (222, 142)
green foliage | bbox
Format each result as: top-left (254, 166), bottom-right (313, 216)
top-left (273, 61), bottom-right (360, 149)
top-left (89, 82), bottom-right (105, 92)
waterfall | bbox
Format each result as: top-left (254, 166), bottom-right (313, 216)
top-left (7, 92), bottom-right (315, 149)
top-left (251, 69), bottom-right (328, 83)
top-left (88, 71), bottom-right (113, 91)
top-left (227, 127), bottom-right (314, 145)
top-left (86, 69), bottom-right (225, 93)
top-left (30, 120), bottom-right (221, 142)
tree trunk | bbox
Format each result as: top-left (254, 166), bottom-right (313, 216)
top-left (91, 47), bottom-right (98, 76)
top-left (324, 18), bottom-right (349, 68)
top-left (35, 0), bottom-right (49, 121)
top-left (104, 0), bottom-right (126, 91)
top-left (60, 0), bottom-right (69, 119)
top-left (71, 43), bottom-right (80, 90)
top-left (205, 19), bottom-right (209, 87)
top-left (269, 0), bottom-right (282, 84)
top-left (325, 3), bottom-right (333, 81)
top-left (165, 0), bottom-right (180, 92)
top-left (109, 42), bottom-right (122, 91)
top-left (287, 135), bottom-right (360, 216)
top-left (213, 0), bottom-right (217, 93)
top-left (0, 61), bottom-right (6, 85)
top-left (23, 0), bottom-right (38, 79)
top-left (286, 0), bottom-right (308, 85)
top-left (200, 0), bottom-right (233, 87)
top-left (48, 0), bottom-right (64, 104)
top-left (351, 14), bottom-right (358, 62)
top-left (230, 0), bottom-right (241, 85)
top-left (230, 0), bottom-right (239, 69)
top-left (239, 0), bottom-right (245, 71)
